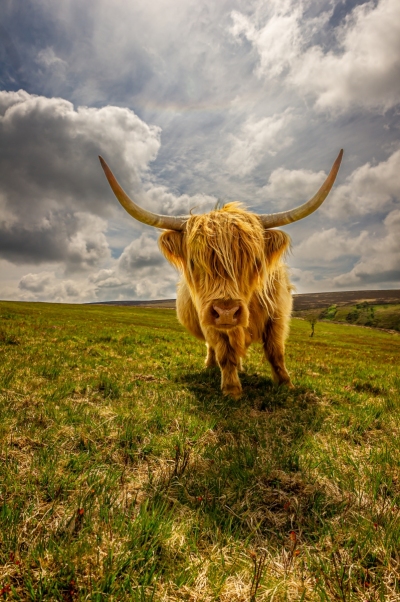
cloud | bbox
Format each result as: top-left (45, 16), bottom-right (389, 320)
top-left (260, 149), bottom-right (400, 217)
top-left (261, 166), bottom-right (326, 206)
top-left (226, 110), bottom-right (293, 175)
top-left (18, 271), bottom-right (97, 303)
top-left (294, 228), bottom-right (368, 263)
top-left (230, 2), bottom-right (305, 79)
top-left (36, 47), bottom-right (67, 71)
top-left (0, 90), bottom-right (161, 268)
top-left (295, 0), bottom-right (400, 112)
top-left (288, 208), bottom-right (400, 292)
top-left (118, 233), bottom-right (165, 272)
top-left (332, 209), bottom-right (400, 287)
top-left (15, 231), bottom-right (178, 303)
top-left (328, 149), bottom-right (400, 217)
top-left (143, 185), bottom-right (216, 216)
top-left (0, 90), bottom-right (161, 213)
top-left (64, 213), bottom-right (110, 273)
top-left (231, 0), bottom-right (400, 112)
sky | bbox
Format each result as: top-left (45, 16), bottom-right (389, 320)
top-left (0, 0), bottom-right (399, 303)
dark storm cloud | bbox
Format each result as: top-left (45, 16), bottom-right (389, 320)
top-left (0, 210), bottom-right (110, 272)
top-left (0, 90), bottom-right (162, 268)
top-left (0, 90), bottom-right (161, 214)
top-left (0, 221), bottom-right (67, 264)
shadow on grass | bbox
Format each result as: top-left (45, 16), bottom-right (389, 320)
top-left (176, 366), bottom-right (322, 412)
top-left (165, 368), bottom-right (333, 548)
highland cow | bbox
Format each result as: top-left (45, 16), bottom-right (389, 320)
top-left (99, 150), bottom-right (343, 397)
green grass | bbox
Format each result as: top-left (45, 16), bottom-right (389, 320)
top-left (0, 301), bottom-right (399, 601)
top-left (295, 302), bottom-right (400, 332)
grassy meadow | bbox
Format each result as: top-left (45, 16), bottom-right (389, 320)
top-left (0, 301), bottom-right (399, 601)
top-left (294, 302), bottom-right (400, 332)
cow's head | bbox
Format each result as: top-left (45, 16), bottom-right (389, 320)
top-left (99, 150), bottom-right (343, 330)
top-left (158, 204), bottom-right (290, 329)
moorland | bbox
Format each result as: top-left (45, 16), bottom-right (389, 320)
top-left (0, 300), bottom-right (399, 601)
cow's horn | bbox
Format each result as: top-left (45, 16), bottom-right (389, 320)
top-left (259, 149), bottom-right (343, 228)
top-left (99, 156), bottom-right (188, 231)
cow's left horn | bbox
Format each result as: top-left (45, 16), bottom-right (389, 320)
top-left (99, 156), bottom-right (188, 231)
top-left (259, 149), bottom-right (343, 228)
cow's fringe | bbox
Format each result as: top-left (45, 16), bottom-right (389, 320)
top-left (186, 202), bottom-right (288, 312)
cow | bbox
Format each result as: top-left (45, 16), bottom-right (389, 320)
top-left (99, 150), bottom-right (343, 397)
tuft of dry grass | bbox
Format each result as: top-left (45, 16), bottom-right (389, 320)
top-left (0, 301), bottom-right (399, 600)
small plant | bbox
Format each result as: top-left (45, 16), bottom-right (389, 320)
top-left (306, 313), bottom-right (319, 337)
top-left (249, 549), bottom-right (268, 601)
top-left (96, 374), bottom-right (120, 398)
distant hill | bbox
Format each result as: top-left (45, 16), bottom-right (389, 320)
top-left (90, 299), bottom-right (177, 309)
top-left (90, 290), bottom-right (400, 311)
top-left (292, 289), bottom-right (400, 310)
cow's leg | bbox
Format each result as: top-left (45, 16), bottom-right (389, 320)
top-left (205, 344), bottom-right (217, 368)
top-left (262, 318), bottom-right (293, 387)
top-left (212, 332), bottom-right (245, 398)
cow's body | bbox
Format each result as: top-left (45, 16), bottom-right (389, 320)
top-left (176, 271), bottom-right (293, 397)
top-left (98, 150), bottom-right (343, 397)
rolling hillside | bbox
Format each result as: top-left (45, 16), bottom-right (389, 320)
top-left (90, 290), bottom-right (400, 331)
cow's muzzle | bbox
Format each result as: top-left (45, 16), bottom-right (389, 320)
top-left (209, 299), bottom-right (245, 329)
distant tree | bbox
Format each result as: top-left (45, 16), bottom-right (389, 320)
top-left (308, 317), bottom-right (317, 337)
top-left (305, 311), bottom-right (319, 337)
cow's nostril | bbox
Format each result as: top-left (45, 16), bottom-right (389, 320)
top-left (211, 307), bottom-right (220, 319)
top-left (233, 307), bottom-right (240, 318)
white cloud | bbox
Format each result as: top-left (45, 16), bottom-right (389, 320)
top-left (261, 166), bottom-right (326, 204)
top-left (143, 185), bottom-right (217, 216)
top-left (260, 149), bottom-right (400, 217)
top-left (18, 271), bottom-right (97, 303)
top-left (65, 213), bottom-right (110, 273)
top-left (2, 0), bottom-right (400, 299)
top-left (18, 271), bottom-right (54, 294)
top-left (36, 47), bottom-right (67, 72)
top-left (295, 228), bottom-right (368, 263)
top-left (118, 233), bottom-right (164, 273)
top-left (332, 209), bottom-right (400, 287)
top-left (289, 266), bottom-right (319, 291)
top-left (230, 3), bottom-right (304, 79)
top-left (226, 110), bottom-right (293, 175)
top-left (231, 0), bottom-right (400, 112)
top-left (328, 149), bottom-right (400, 218)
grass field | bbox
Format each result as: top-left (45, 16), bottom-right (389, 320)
top-left (0, 301), bottom-right (399, 601)
top-left (294, 303), bottom-right (400, 332)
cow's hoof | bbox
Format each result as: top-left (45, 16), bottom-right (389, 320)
top-left (281, 380), bottom-right (294, 389)
top-left (222, 385), bottom-right (242, 399)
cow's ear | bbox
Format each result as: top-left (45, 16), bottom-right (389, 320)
top-left (264, 229), bottom-right (291, 266)
top-left (159, 230), bottom-right (186, 269)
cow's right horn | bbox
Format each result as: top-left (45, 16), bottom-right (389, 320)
top-left (99, 156), bottom-right (188, 231)
top-left (259, 149), bottom-right (343, 228)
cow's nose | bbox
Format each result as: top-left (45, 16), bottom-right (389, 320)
top-left (212, 303), bottom-right (240, 325)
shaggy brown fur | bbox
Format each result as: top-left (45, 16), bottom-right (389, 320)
top-left (159, 203), bottom-right (293, 398)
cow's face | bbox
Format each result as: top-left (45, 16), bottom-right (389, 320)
top-left (159, 203), bottom-right (290, 330)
